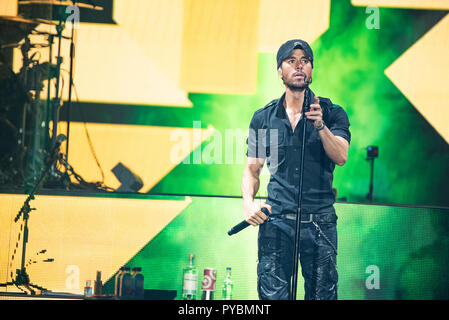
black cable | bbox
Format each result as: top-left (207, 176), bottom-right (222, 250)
top-left (48, 69), bottom-right (113, 192)
top-left (70, 78), bottom-right (106, 185)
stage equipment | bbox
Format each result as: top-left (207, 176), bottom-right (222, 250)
top-left (18, 0), bottom-right (104, 162)
top-left (19, 0), bottom-right (104, 11)
top-left (366, 145), bottom-right (378, 202)
top-left (1, 2), bottom-right (114, 195)
top-left (0, 1), bottom-right (106, 192)
top-left (0, 15), bottom-right (39, 47)
top-left (0, 15), bottom-right (46, 189)
top-left (112, 162), bottom-right (144, 193)
top-left (0, 134), bottom-right (65, 295)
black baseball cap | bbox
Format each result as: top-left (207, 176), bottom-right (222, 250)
top-left (276, 39), bottom-right (314, 69)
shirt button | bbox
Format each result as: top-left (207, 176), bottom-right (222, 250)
top-left (295, 167), bottom-right (299, 171)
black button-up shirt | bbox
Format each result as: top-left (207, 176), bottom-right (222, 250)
top-left (246, 90), bottom-right (351, 216)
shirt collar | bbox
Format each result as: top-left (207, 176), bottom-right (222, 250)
top-left (275, 89), bottom-right (316, 118)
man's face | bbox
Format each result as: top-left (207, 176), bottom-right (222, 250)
top-left (278, 49), bottom-right (313, 91)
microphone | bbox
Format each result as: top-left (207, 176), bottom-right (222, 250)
top-left (55, 133), bottom-right (67, 146)
top-left (303, 75), bottom-right (313, 113)
top-left (228, 207), bottom-right (270, 236)
top-left (47, 134), bottom-right (67, 163)
top-left (51, 134), bottom-right (67, 154)
top-left (302, 74), bottom-right (312, 87)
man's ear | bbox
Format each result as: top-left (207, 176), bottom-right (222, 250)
top-left (277, 67), bottom-right (282, 79)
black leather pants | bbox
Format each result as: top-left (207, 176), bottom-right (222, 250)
top-left (257, 216), bottom-right (338, 300)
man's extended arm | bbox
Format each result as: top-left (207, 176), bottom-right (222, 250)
top-left (306, 96), bottom-right (349, 166)
top-left (241, 157), bottom-right (271, 226)
top-left (318, 128), bottom-right (349, 166)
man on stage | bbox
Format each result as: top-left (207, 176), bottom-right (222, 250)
top-left (241, 39), bottom-right (351, 300)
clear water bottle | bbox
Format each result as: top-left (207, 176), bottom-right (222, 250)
top-left (222, 267), bottom-right (233, 300)
top-left (84, 280), bottom-right (93, 297)
top-left (182, 254), bottom-right (198, 300)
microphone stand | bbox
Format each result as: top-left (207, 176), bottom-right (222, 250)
top-left (65, 0), bottom-right (84, 162)
top-left (0, 136), bottom-right (64, 294)
top-left (65, 0), bottom-right (101, 162)
top-left (366, 156), bottom-right (375, 202)
top-left (290, 79), bottom-right (311, 300)
top-left (49, 11), bottom-right (65, 153)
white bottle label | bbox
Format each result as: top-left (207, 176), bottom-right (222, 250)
top-left (183, 273), bottom-right (198, 294)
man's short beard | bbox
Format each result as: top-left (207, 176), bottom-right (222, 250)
top-left (282, 78), bottom-right (307, 91)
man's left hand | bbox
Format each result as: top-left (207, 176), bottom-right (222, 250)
top-left (305, 96), bottom-right (324, 129)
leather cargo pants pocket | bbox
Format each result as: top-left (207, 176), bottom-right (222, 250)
top-left (300, 223), bottom-right (338, 300)
top-left (257, 222), bottom-right (293, 300)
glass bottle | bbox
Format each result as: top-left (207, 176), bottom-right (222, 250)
top-left (221, 267), bottom-right (233, 300)
top-left (182, 254), bottom-right (198, 300)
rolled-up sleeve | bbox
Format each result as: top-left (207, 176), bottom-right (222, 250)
top-left (328, 107), bottom-right (351, 144)
top-left (246, 113), bottom-right (266, 158)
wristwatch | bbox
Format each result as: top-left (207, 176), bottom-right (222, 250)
top-left (316, 121), bottom-right (325, 131)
